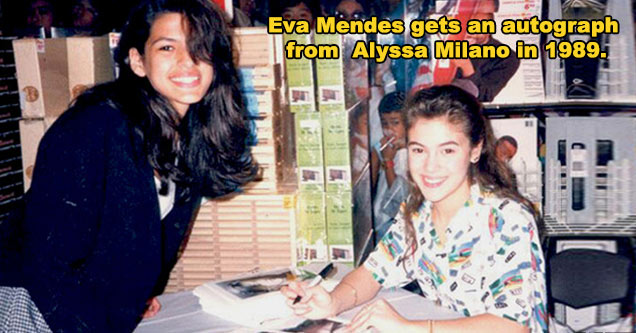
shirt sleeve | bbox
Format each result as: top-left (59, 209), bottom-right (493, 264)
top-left (363, 205), bottom-right (412, 288)
top-left (482, 202), bottom-right (547, 330)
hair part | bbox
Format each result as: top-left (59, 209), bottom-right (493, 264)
top-left (400, 85), bottom-right (540, 263)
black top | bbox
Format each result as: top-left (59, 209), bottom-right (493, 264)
top-left (459, 37), bottom-right (521, 102)
top-left (1, 102), bottom-right (201, 332)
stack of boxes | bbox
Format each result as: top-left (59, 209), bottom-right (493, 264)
top-left (288, 33), bottom-right (371, 267)
top-left (13, 36), bottom-right (114, 191)
top-left (165, 28), bottom-right (298, 292)
top-left (0, 37), bottom-right (23, 222)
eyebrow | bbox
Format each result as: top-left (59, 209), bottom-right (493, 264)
top-left (149, 37), bottom-right (179, 46)
top-left (407, 140), bottom-right (459, 147)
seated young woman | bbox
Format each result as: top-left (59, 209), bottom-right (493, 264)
top-left (282, 85), bottom-right (547, 333)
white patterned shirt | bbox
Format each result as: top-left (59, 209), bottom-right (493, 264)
top-left (364, 184), bottom-right (548, 332)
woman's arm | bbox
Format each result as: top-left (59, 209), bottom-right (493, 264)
top-left (395, 313), bottom-right (529, 333)
top-left (282, 265), bottom-right (381, 319)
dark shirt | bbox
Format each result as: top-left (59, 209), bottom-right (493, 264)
top-left (457, 37), bottom-right (520, 102)
top-left (1, 102), bottom-right (201, 332)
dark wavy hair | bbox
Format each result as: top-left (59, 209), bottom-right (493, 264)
top-left (400, 85), bottom-right (539, 261)
top-left (73, 0), bottom-right (257, 199)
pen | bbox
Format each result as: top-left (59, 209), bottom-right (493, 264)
top-left (292, 263), bottom-right (334, 305)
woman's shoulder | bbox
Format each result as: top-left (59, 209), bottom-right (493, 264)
top-left (42, 87), bottom-right (132, 149)
top-left (477, 191), bottom-right (536, 233)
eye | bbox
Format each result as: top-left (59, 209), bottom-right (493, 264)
top-left (442, 148), bottom-right (455, 155)
top-left (410, 147), bottom-right (424, 154)
top-left (158, 45), bottom-right (174, 51)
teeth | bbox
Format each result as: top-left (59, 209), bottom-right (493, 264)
top-left (424, 177), bottom-right (444, 184)
top-left (172, 76), bottom-right (198, 83)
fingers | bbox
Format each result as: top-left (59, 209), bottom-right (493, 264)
top-left (346, 304), bottom-right (374, 332)
top-left (142, 297), bottom-right (161, 319)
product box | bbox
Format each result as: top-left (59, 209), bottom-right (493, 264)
top-left (66, 36), bottom-right (115, 100)
top-left (233, 27), bottom-right (278, 67)
top-left (322, 111), bottom-right (351, 192)
top-left (296, 191), bottom-right (327, 266)
top-left (326, 191), bottom-right (354, 265)
top-left (283, 33), bottom-right (316, 113)
top-left (242, 90), bottom-right (278, 118)
top-left (314, 33), bottom-right (345, 113)
top-left (239, 65), bottom-right (281, 91)
top-left (295, 112), bottom-right (324, 192)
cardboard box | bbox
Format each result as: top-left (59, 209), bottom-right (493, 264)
top-left (13, 38), bottom-right (70, 118)
top-left (295, 112), bottom-right (324, 192)
top-left (326, 191), bottom-right (354, 265)
top-left (66, 36), bottom-right (115, 100)
top-left (13, 37), bottom-right (114, 119)
top-left (19, 118), bottom-right (52, 191)
top-left (322, 111), bottom-right (351, 192)
top-left (296, 191), bottom-right (328, 266)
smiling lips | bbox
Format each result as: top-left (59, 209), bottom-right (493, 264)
top-left (422, 176), bottom-right (446, 188)
top-left (170, 74), bottom-right (201, 88)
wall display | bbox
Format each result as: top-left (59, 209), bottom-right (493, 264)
top-left (545, 0), bottom-right (636, 101)
top-left (545, 117), bottom-right (636, 235)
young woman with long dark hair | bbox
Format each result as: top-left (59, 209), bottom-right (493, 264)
top-left (283, 86), bottom-right (547, 333)
top-left (0, 0), bottom-right (256, 331)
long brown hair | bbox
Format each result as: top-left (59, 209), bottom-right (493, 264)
top-left (401, 86), bottom-right (539, 260)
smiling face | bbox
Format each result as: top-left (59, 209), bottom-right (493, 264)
top-left (128, 13), bottom-right (214, 117)
top-left (407, 117), bottom-right (482, 207)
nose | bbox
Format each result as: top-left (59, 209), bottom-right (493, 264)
top-left (178, 49), bottom-right (195, 67)
top-left (423, 151), bottom-right (439, 173)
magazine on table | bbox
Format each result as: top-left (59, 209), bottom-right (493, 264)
top-left (193, 266), bottom-right (341, 329)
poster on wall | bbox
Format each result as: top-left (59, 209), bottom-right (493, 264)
top-left (432, 0), bottom-right (544, 104)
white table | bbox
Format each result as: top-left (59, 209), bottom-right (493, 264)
top-left (135, 287), bottom-right (463, 333)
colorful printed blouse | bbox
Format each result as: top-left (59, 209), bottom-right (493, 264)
top-left (364, 184), bottom-right (548, 332)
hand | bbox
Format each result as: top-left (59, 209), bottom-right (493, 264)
top-left (344, 299), bottom-right (408, 332)
top-left (281, 281), bottom-right (338, 319)
top-left (380, 136), bottom-right (398, 163)
top-left (142, 297), bottom-right (161, 319)
top-left (450, 58), bottom-right (475, 77)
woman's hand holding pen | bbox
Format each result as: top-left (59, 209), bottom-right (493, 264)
top-left (281, 281), bottom-right (338, 319)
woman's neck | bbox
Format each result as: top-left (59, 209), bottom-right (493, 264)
top-left (431, 180), bottom-right (472, 232)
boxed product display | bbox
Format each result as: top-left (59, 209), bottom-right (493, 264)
top-left (322, 110), bottom-right (351, 192)
top-left (325, 191), bottom-right (354, 265)
top-left (296, 191), bottom-right (328, 266)
top-left (314, 33), bottom-right (345, 114)
top-left (283, 33), bottom-right (316, 113)
top-left (294, 112), bottom-right (324, 192)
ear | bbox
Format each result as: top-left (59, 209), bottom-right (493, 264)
top-left (470, 140), bottom-right (483, 163)
top-left (128, 48), bottom-right (147, 78)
